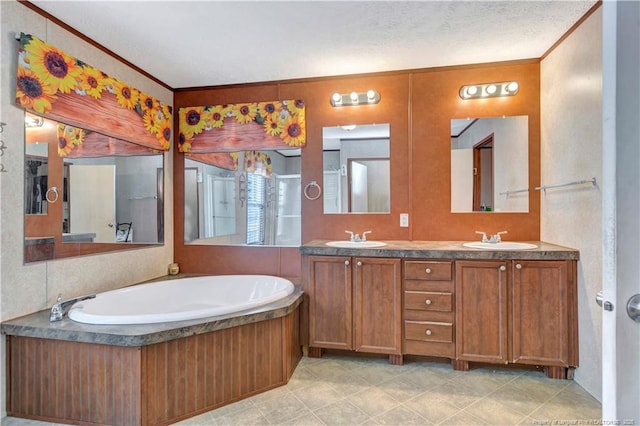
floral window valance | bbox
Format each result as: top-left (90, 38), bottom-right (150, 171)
top-left (15, 33), bottom-right (171, 151)
top-left (178, 100), bottom-right (306, 155)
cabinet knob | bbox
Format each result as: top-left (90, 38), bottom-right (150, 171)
top-left (345, 260), bottom-right (350, 266)
top-left (357, 261), bottom-right (362, 267)
top-left (425, 299), bottom-right (432, 305)
top-left (425, 329), bottom-right (432, 336)
top-left (516, 263), bottom-right (522, 270)
top-left (425, 268), bottom-right (432, 274)
top-left (499, 265), bottom-right (506, 272)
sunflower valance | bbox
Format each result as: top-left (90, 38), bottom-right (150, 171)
top-left (15, 33), bottom-right (171, 151)
top-left (178, 100), bottom-right (306, 155)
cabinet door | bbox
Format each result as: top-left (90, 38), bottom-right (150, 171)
top-left (512, 260), bottom-right (576, 367)
top-left (308, 256), bottom-right (353, 350)
top-left (354, 257), bottom-right (402, 354)
top-left (455, 260), bottom-right (510, 363)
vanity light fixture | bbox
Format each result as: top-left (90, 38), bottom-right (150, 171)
top-left (330, 89), bottom-right (381, 107)
top-left (459, 81), bottom-right (519, 100)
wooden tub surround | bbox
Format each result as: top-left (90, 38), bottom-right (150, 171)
top-left (301, 240), bottom-right (579, 380)
top-left (2, 287), bottom-right (303, 426)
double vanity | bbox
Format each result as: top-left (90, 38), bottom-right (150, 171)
top-left (300, 239), bottom-right (579, 379)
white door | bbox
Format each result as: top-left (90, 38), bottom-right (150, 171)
top-left (601, 1), bottom-right (640, 422)
top-left (69, 164), bottom-right (116, 243)
top-left (350, 161), bottom-right (368, 212)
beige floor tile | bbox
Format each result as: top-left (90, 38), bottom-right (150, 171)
top-left (399, 365), bottom-right (456, 389)
top-left (452, 368), bottom-right (520, 394)
top-left (253, 393), bottom-right (309, 424)
top-left (529, 395), bottom-right (601, 422)
top-left (372, 405), bottom-right (433, 425)
top-left (292, 382), bottom-right (345, 411)
top-left (438, 410), bottom-right (490, 425)
top-left (288, 365), bottom-right (322, 391)
top-left (313, 400), bottom-right (371, 425)
top-left (305, 359), bottom-right (352, 379)
top-left (280, 412), bottom-right (327, 425)
top-left (430, 380), bottom-right (487, 409)
top-left (379, 375), bottom-right (431, 402)
top-left (404, 393), bottom-right (462, 424)
top-left (351, 362), bottom-right (403, 385)
top-left (347, 387), bottom-right (401, 417)
top-left (487, 382), bottom-right (550, 416)
top-left (324, 371), bottom-right (373, 397)
top-left (462, 398), bottom-right (529, 425)
top-left (211, 405), bottom-right (269, 425)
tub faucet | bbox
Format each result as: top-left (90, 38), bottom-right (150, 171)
top-left (50, 293), bottom-right (96, 322)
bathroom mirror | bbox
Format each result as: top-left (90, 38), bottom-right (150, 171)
top-left (24, 114), bottom-right (165, 262)
top-left (184, 149), bottom-right (301, 246)
top-left (322, 123), bottom-right (390, 213)
top-left (450, 116), bottom-right (528, 213)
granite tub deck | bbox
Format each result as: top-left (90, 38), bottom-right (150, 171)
top-left (2, 282), bottom-right (303, 426)
top-left (300, 240), bottom-right (579, 260)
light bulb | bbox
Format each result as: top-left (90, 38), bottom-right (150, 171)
top-left (506, 81), bottom-right (519, 93)
top-left (485, 84), bottom-right (497, 95)
top-left (367, 90), bottom-right (376, 101)
top-left (332, 93), bottom-right (342, 103)
top-left (466, 86), bottom-right (478, 97)
top-left (350, 92), bottom-right (359, 103)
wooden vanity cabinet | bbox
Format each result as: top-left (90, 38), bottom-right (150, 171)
top-left (454, 260), bottom-right (578, 379)
top-left (403, 260), bottom-right (455, 358)
top-left (305, 255), bottom-right (402, 362)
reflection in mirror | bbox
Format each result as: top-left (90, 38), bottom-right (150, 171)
top-left (450, 116), bottom-right (528, 213)
top-left (322, 124), bottom-right (390, 213)
top-left (25, 138), bottom-right (49, 215)
top-left (24, 113), bottom-right (164, 263)
top-left (184, 149), bottom-right (301, 246)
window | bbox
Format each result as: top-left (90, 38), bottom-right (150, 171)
top-left (246, 173), bottom-right (266, 244)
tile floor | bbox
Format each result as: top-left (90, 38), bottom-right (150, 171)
top-left (3, 353), bottom-right (601, 426)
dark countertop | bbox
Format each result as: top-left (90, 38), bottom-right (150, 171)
top-left (300, 240), bottom-right (579, 260)
top-left (1, 286), bottom-right (303, 347)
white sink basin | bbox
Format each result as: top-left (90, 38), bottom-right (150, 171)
top-left (463, 242), bottom-right (538, 250)
top-left (325, 241), bottom-right (387, 248)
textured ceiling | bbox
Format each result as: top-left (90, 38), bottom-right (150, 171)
top-left (29, 1), bottom-right (597, 89)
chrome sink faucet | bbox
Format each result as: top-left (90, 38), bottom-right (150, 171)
top-left (345, 230), bottom-right (373, 242)
top-left (50, 293), bottom-right (96, 322)
top-left (475, 230), bottom-right (508, 243)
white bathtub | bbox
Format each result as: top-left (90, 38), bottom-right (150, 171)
top-left (68, 275), bottom-right (295, 325)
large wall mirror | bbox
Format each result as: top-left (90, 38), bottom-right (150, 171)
top-left (184, 149), bottom-right (301, 246)
top-left (24, 113), bottom-right (164, 262)
top-left (322, 123), bottom-right (390, 214)
top-left (450, 116), bottom-right (528, 213)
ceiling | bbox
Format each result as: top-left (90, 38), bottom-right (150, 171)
top-left (28, 1), bottom-right (597, 90)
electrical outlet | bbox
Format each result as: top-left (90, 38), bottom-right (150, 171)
top-left (400, 213), bottom-right (409, 227)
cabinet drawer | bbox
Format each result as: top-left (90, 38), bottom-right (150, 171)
top-left (405, 321), bottom-right (453, 343)
top-left (405, 291), bottom-right (452, 312)
top-left (404, 261), bottom-right (452, 281)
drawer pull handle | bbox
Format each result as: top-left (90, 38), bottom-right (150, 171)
top-left (345, 260), bottom-right (350, 266)
top-left (357, 261), bottom-right (362, 267)
top-left (516, 263), bottom-right (522, 269)
top-left (425, 268), bottom-right (432, 274)
top-left (425, 299), bottom-right (432, 305)
top-left (499, 265), bottom-right (506, 272)
top-left (425, 329), bottom-right (432, 336)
